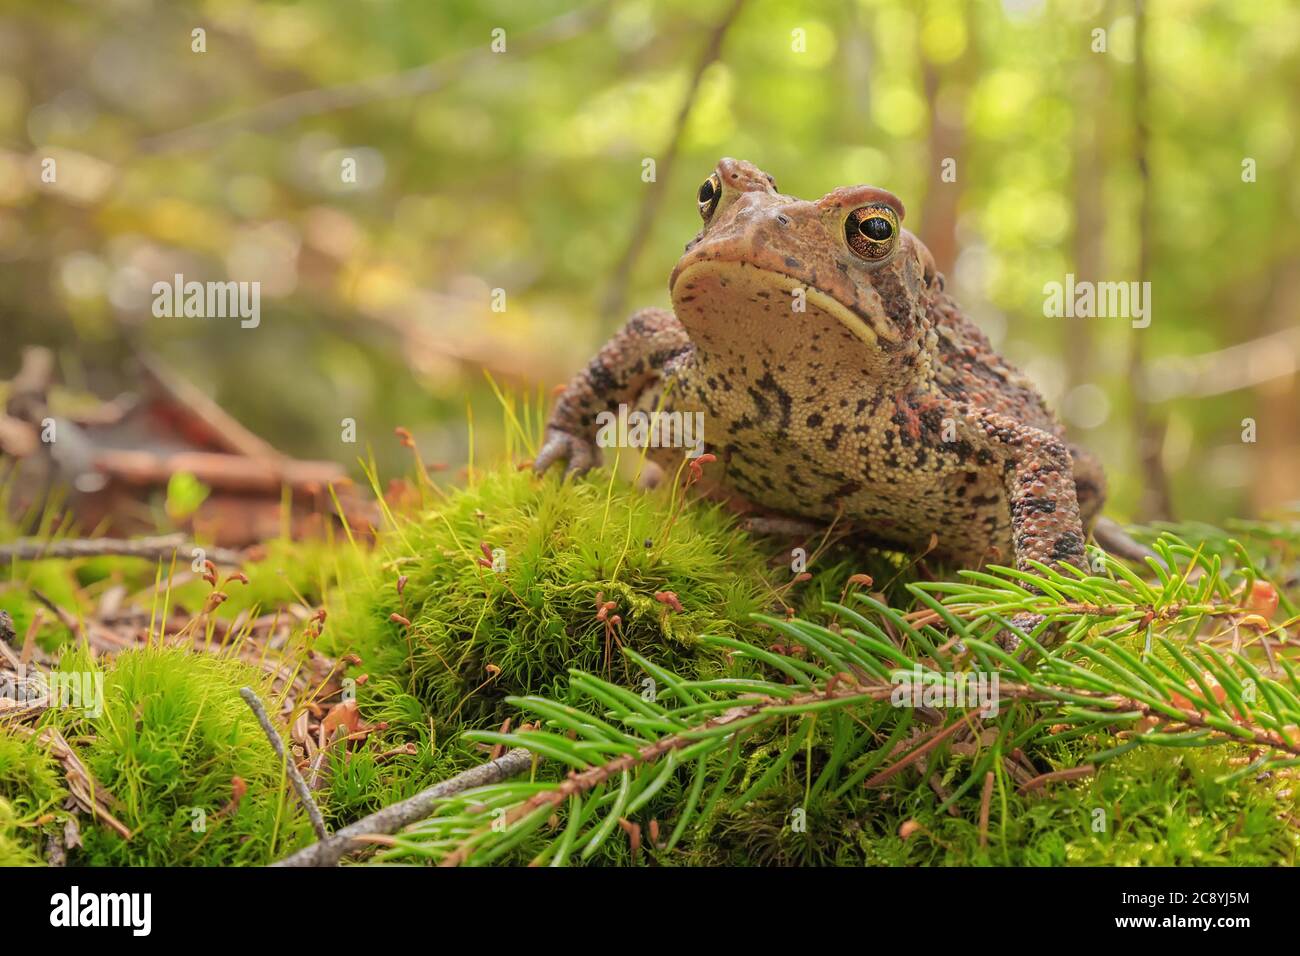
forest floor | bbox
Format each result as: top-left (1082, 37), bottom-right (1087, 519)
top-left (2, 449), bottom-right (1299, 867)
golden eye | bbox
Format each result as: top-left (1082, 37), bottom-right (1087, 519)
top-left (697, 172), bottom-right (722, 220)
top-left (845, 205), bottom-right (898, 261)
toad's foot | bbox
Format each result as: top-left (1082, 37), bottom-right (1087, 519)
top-left (533, 427), bottom-right (600, 478)
top-left (538, 307), bottom-right (692, 480)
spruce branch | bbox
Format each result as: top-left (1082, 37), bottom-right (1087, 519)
top-left (385, 600), bottom-right (1300, 863)
top-left (438, 678), bottom-right (893, 866)
top-left (273, 747), bottom-right (536, 867)
top-left (363, 529), bottom-right (1300, 865)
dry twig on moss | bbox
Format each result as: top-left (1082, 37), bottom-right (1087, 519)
top-left (273, 747), bottom-right (535, 867)
top-left (239, 687), bottom-right (329, 840)
top-left (0, 534), bottom-right (245, 567)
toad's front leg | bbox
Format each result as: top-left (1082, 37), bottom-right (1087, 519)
top-left (534, 308), bottom-right (692, 477)
top-left (951, 406), bottom-right (1087, 649)
top-left (955, 407), bottom-right (1087, 574)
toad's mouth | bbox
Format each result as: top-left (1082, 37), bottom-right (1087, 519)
top-left (669, 259), bottom-right (900, 347)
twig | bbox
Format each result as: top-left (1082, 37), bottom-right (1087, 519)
top-left (928, 773), bottom-right (960, 816)
top-left (601, 0), bottom-right (748, 320)
top-left (94, 450), bottom-right (342, 496)
top-left (862, 713), bottom-right (974, 788)
top-left (0, 534), bottom-right (245, 567)
top-left (140, 3), bottom-right (615, 153)
top-left (18, 608), bottom-right (41, 668)
top-left (1143, 326), bottom-right (1300, 400)
top-left (29, 588), bottom-right (133, 652)
top-left (1017, 764), bottom-right (1096, 795)
top-left (35, 728), bottom-right (132, 840)
top-left (239, 687), bottom-right (328, 840)
top-left (272, 747), bottom-right (536, 867)
top-left (133, 350), bottom-right (279, 459)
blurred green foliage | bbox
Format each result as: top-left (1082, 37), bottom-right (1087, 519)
top-left (1, 0), bottom-right (1297, 519)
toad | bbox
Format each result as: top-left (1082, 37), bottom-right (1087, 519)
top-left (536, 158), bottom-right (1135, 578)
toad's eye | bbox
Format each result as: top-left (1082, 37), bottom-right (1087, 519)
top-left (861, 217), bottom-right (892, 240)
top-left (698, 172), bottom-right (722, 220)
top-left (845, 205), bottom-right (899, 261)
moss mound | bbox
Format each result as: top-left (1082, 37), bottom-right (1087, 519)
top-left (55, 645), bottom-right (314, 866)
top-left (326, 468), bottom-right (778, 729)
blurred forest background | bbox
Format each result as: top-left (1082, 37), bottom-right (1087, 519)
top-left (0, 0), bottom-right (1297, 525)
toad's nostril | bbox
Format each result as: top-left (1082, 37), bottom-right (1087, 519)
top-left (776, 214), bottom-right (791, 226)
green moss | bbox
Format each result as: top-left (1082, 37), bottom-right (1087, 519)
top-left (677, 732), bottom-right (1300, 867)
top-left (1013, 747), bottom-right (1300, 866)
top-left (0, 800), bottom-right (44, 865)
top-left (325, 468), bottom-right (777, 731)
top-left (0, 728), bottom-right (65, 865)
top-left (52, 645), bottom-right (315, 866)
top-left (0, 562), bottom-right (82, 653)
top-left (315, 675), bottom-right (475, 828)
top-left (0, 727), bottom-right (63, 810)
top-left (165, 534), bottom-right (378, 621)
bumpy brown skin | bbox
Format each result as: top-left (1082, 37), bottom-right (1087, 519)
top-left (536, 158), bottom-right (1106, 576)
